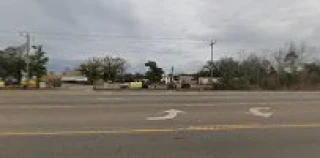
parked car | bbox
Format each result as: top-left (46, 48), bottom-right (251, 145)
top-left (5, 79), bottom-right (19, 86)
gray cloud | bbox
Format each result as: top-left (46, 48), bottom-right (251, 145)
top-left (34, 0), bottom-right (78, 25)
top-left (0, 0), bottom-right (319, 73)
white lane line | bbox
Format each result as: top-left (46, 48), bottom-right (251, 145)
top-left (147, 109), bottom-right (185, 121)
top-left (248, 107), bottom-right (273, 118)
top-left (97, 98), bottom-right (125, 101)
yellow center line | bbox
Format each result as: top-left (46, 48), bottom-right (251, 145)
top-left (186, 123), bottom-right (320, 131)
top-left (1, 123), bottom-right (320, 137)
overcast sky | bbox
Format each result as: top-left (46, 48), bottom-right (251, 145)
top-left (0, 0), bottom-right (319, 73)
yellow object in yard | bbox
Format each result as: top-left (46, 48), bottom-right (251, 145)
top-left (21, 81), bottom-right (26, 85)
top-left (29, 80), bottom-right (36, 86)
top-left (130, 82), bottom-right (143, 89)
top-left (21, 80), bottom-right (37, 87)
top-left (0, 81), bottom-right (4, 87)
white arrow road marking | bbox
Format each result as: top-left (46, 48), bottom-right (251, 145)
top-left (249, 107), bottom-right (273, 118)
top-left (147, 109), bottom-right (184, 121)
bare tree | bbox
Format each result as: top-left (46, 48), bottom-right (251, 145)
top-left (78, 55), bottom-right (128, 84)
top-left (101, 56), bottom-right (127, 82)
top-left (271, 47), bottom-right (287, 72)
top-left (297, 41), bottom-right (316, 64)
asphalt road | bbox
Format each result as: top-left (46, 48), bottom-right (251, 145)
top-left (0, 90), bottom-right (320, 158)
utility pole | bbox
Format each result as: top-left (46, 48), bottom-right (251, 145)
top-left (170, 66), bottom-right (174, 83)
top-left (210, 40), bottom-right (216, 82)
top-left (26, 33), bottom-right (30, 80)
top-left (167, 66), bottom-right (175, 90)
top-left (20, 32), bottom-right (31, 86)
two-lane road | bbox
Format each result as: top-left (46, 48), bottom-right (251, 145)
top-left (0, 91), bottom-right (320, 158)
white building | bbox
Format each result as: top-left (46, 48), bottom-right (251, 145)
top-left (198, 77), bottom-right (219, 85)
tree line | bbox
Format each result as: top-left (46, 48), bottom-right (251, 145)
top-left (2, 41), bottom-right (320, 90)
top-left (198, 42), bottom-right (320, 90)
top-left (78, 42), bottom-right (320, 90)
top-left (0, 45), bottom-right (49, 87)
top-left (77, 56), bottom-right (164, 84)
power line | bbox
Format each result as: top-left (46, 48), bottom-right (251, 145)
top-left (0, 29), bottom-right (209, 42)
